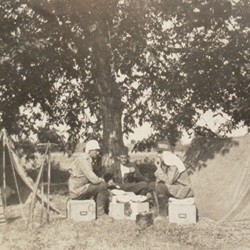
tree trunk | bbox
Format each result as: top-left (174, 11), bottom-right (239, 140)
top-left (91, 1), bottom-right (124, 164)
top-left (102, 96), bottom-right (124, 156)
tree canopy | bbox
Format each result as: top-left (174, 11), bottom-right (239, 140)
top-left (0, 0), bottom-right (249, 155)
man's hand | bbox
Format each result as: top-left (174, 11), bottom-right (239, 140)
top-left (155, 157), bottom-right (162, 169)
top-left (108, 180), bottom-right (115, 186)
top-left (129, 167), bottom-right (135, 173)
top-left (100, 178), bottom-right (105, 182)
top-left (103, 173), bottom-right (113, 182)
top-left (108, 180), bottom-right (120, 189)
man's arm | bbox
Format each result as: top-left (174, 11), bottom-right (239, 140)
top-left (78, 159), bottom-right (103, 184)
top-left (103, 164), bottom-right (121, 188)
top-left (154, 167), bottom-right (171, 186)
top-left (133, 166), bottom-right (147, 182)
top-left (103, 163), bottom-right (115, 182)
top-left (167, 165), bottom-right (180, 185)
top-left (154, 157), bottom-right (171, 185)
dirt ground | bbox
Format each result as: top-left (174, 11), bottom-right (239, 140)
top-left (1, 194), bottom-right (250, 250)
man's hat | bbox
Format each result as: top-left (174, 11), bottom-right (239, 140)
top-left (118, 146), bottom-right (129, 156)
top-left (85, 140), bottom-right (100, 153)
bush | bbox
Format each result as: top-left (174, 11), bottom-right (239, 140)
top-left (26, 160), bottom-right (70, 195)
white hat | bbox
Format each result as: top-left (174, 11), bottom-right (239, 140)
top-left (161, 151), bottom-right (186, 173)
top-left (85, 140), bottom-right (101, 153)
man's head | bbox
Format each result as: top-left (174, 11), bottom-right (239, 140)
top-left (85, 140), bottom-right (101, 159)
top-left (117, 146), bottom-right (129, 165)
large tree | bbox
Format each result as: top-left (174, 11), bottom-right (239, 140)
top-left (0, 0), bottom-right (249, 158)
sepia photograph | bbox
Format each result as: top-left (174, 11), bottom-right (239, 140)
top-left (0, 0), bottom-right (250, 249)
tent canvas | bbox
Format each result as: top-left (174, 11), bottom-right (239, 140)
top-left (185, 135), bottom-right (250, 221)
top-left (0, 129), bottom-right (61, 216)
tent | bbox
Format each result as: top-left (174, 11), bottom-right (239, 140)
top-left (0, 129), bottom-right (61, 219)
top-left (185, 135), bottom-right (250, 221)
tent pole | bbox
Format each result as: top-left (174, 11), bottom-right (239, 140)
top-left (40, 170), bottom-right (44, 225)
top-left (28, 144), bottom-right (49, 226)
top-left (0, 188), bottom-right (6, 224)
top-left (47, 142), bottom-right (51, 223)
top-left (2, 131), bottom-right (7, 209)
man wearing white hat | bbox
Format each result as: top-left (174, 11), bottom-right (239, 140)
top-left (153, 142), bottom-right (194, 218)
top-left (68, 140), bottom-right (113, 221)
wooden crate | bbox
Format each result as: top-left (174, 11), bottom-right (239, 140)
top-left (67, 200), bottom-right (96, 221)
top-left (169, 198), bottom-right (196, 225)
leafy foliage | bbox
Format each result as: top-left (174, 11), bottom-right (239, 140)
top-left (37, 126), bottom-right (65, 151)
top-left (27, 159), bottom-right (70, 185)
top-left (14, 139), bottom-right (36, 161)
top-left (0, 0), bottom-right (249, 152)
top-left (13, 126), bottom-right (64, 160)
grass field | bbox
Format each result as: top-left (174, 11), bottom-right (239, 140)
top-left (1, 142), bottom-right (250, 250)
top-left (1, 194), bottom-right (250, 250)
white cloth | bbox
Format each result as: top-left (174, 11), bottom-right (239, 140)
top-left (120, 164), bottom-right (130, 178)
top-left (110, 189), bottom-right (147, 203)
top-left (161, 151), bottom-right (186, 174)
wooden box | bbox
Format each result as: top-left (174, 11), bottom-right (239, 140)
top-left (128, 202), bottom-right (149, 220)
top-left (67, 199), bottom-right (96, 221)
top-left (109, 201), bottom-right (149, 220)
top-left (168, 198), bottom-right (196, 225)
top-left (109, 202), bottom-right (126, 219)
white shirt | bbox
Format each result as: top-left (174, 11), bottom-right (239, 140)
top-left (120, 164), bottom-right (130, 178)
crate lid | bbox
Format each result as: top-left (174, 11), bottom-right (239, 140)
top-left (169, 197), bottom-right (195, 205)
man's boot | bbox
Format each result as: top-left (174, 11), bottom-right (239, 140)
top-left (97, 206), bottom-right (114, 222)
top-left (158, 194), bottom-right (167, 217)
top-left (150, 191), bottom-right (159, 217)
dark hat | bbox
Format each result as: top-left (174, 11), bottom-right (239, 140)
top-left (118, 146), bottom-right (129, 156)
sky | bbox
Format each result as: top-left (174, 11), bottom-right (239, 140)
top-left (31, 105), bottom-right (248, 145)
top-left (123, 110), bottom-right (249, 145)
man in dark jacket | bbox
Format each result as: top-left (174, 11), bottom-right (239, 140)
top-left (107, 147), bottom-right (149, 195)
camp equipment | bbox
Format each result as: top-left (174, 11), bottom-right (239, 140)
top-left (0, 129), bottom-right (60, 223)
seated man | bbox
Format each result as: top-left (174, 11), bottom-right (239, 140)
top-left (68, 140), bottom-right (113, 221)
top-left (154, 146), bottom-right (194, 217)
top-left (106, 146), bottom-right (149, 195)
